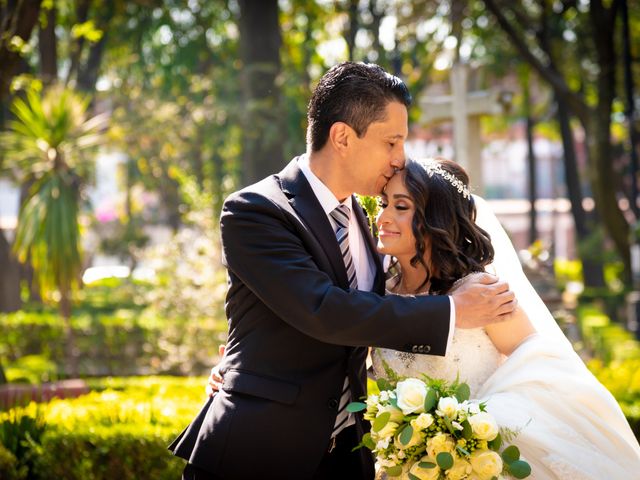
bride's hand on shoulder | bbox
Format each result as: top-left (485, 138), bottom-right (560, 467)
top-left (451, 272), bottom-right (517, 329)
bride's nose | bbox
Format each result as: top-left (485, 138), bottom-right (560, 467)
top-left (376, 208), bottom-right (388, 228)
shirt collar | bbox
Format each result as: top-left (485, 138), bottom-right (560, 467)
top-left (298, 154), bottom-right (353, 215)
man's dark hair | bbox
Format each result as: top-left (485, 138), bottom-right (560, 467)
top-left (306, 62), bottom-right (412, 151)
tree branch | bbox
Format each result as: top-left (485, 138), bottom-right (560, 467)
top-left (483, 0), bottom-right (590, 123)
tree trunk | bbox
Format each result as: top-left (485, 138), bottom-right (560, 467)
top-left (556, 96), bottom-right (606, 287)
top-left (0, 0), bottom-right (42, 102)
top-left (0, 229), bottom-right (21, 312)
top-left (77, 0), bottom-right (115, 93)
top-left (345, 0), bottom-right (359, 61)
top-left (237, 0), bottom-right (284, 185)
top-left (65, 0), bottom-right (91, 86)
top-left (522, 71), bottom-right (537, 246)
top-left (587, 0), bottom-right (631, 283)
top-left (59, 286), bottom-right (78, 378)
top-left (38, 4), bottom-right (58, 85)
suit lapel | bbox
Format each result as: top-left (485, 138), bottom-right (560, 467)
top-left (278, 158), bottom-right (350, 289)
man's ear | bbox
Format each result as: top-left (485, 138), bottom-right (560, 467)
top-left (328, 122), bottom-right (352, 155)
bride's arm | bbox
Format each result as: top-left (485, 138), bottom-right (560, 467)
top-left (484, 304), bottom-right (536, 356)
top-left (482, 266), bottom-right (536, 356)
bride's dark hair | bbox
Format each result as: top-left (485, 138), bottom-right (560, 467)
top-left (391, 157), bottom-right (494, 294)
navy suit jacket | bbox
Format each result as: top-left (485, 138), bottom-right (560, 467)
top-left (169, 158), bottom-right (451, 478)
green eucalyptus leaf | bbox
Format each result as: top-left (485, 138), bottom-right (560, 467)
top-left (436, 452), bottom-right (454, 470)
top-left (455, 383), bottom-right (471, 402)
top-left (377, 378), bottom-right (393, 392)
top-left (408, 473), bottom-right (420, 480)
top-left (424, 388), bottom-right (437, 412)
top-left (346, 402), bottom-right (367, 413)
top-left (362, 432), bottom-right (375, 450)
top-left (399, 424), bottom-right (413, 445)
top-left (418, 462), bottom-right (436, 469)
top-left (462, 420), bottom-right (473, 439)
top-left (488, 433), bottom-right (502, 451)
top-left (502, 445), bottom-right (521, 464)
top-left (372, 412), bottom-right (391, 433)
top-left (508, 460), bottom-right (532, 478)
top-left (385, 465), bottom-right (403, 477)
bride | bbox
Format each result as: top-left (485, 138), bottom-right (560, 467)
top-left (372, 157), bottom-right (640, 479)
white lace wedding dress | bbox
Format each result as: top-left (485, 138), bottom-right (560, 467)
top-left (372, 196), bottom-right (640, 479)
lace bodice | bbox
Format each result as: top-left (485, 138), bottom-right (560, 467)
top-left (372, 298), bottom-right (504, 396)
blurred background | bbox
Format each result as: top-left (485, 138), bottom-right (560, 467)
top-left (0, 0), bottom-right (639, 478)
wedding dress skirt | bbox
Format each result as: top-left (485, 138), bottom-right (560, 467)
top-left (373, 330), bottom-right (640, 479)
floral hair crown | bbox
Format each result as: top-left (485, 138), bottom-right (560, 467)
top-left (414, 158), bottom-right (471, 200)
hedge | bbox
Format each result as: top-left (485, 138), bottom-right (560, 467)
top-left (1, 377), bottom-right (205, 479)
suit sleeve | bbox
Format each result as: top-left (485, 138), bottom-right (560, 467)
top-left (220, 190), bottom-right (451, 356)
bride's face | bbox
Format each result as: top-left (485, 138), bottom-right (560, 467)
top-left (376, 173), bottom-right (418, 259)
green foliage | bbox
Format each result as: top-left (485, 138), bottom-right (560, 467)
top-left (579, 302), bottom-right (640, 438)
top-left (4, 355), bottom-right (57, 384)
top-left (0, 443), bottom-right (25, 480)
top-left (577, 305), bottom-right (640, 363)
top-left (0, 408), bottom-right (45, 479)
top-left (13, 171), bottom-right (82, 297)
top-left (1, 86), bottom-right (107, 306)
top-left (1, 376), bottom-right (205, 480)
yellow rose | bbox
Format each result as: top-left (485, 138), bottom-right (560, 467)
top-left (468, 412), bottom-right (499, 441)
top-left (469, 449), bottom-right (503, 480)
top-left (378, 403), bottom-right (405, 424)
top-left (395, 378), bottom-right (428, 415)
top-left (371, 421), bottom-right (399, 441)
top-left (446, 456), bottom-right (472, 480)
top-left (408, 456), bottom-right (440, 480)
top-left (411, 413), bottom-right (434, 431)
top-left (426, 432), bottom-right (456, 458)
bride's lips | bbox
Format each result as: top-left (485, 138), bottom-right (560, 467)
top-left (378, 230), bottom-right (400, 237)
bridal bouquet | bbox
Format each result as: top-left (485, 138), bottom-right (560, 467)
top-left (348, 377), bottom-right (531, 480)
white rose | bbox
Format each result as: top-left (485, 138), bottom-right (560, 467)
top-left (426, 432), bottom-right (456, 458)
top-left (446, 456), bottom-right (472, 480)
top-left (468, 412), bottom-right (499, 441)
top-left (436, 396), bottom-right (460, 418)
top-left (411, 413), bottom-right (434, 431)
top-left (379, 390), bottom-right (390, 401)
top-left (468, 402), bottom-right (481, 415)
top-left (408, 456), bottom-right (440, 480)
top-left (395, 378), bottom-right (428, 415)
top-left (469, 450), bottom-right (503, 480)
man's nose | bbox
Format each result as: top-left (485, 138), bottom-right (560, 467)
top-left (391, 150), bottom-right (406, 170)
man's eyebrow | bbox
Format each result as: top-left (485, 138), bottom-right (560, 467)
top-left (386, 134), bottom-right (404, 140)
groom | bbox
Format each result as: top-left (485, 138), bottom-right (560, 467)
top-left (170, 62), bottom-right (515, 479)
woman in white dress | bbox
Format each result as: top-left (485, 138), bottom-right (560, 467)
top-left (372, 157), bottom-right (640, 479)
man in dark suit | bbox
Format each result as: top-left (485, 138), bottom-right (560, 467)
top-left (170, 62), bottom-right (515, 479)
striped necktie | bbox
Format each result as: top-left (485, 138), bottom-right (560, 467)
top-left (329, 203), bottom-right (357, 438)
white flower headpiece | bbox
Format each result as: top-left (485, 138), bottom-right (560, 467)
top-left (414, 158), bottom-right (471, 200)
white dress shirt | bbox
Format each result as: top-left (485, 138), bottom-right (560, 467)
top-left (298, 155), bottom-right (455, 352)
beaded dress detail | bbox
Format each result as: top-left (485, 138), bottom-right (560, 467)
top-left (371, 287), bottom-right (503, 397)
